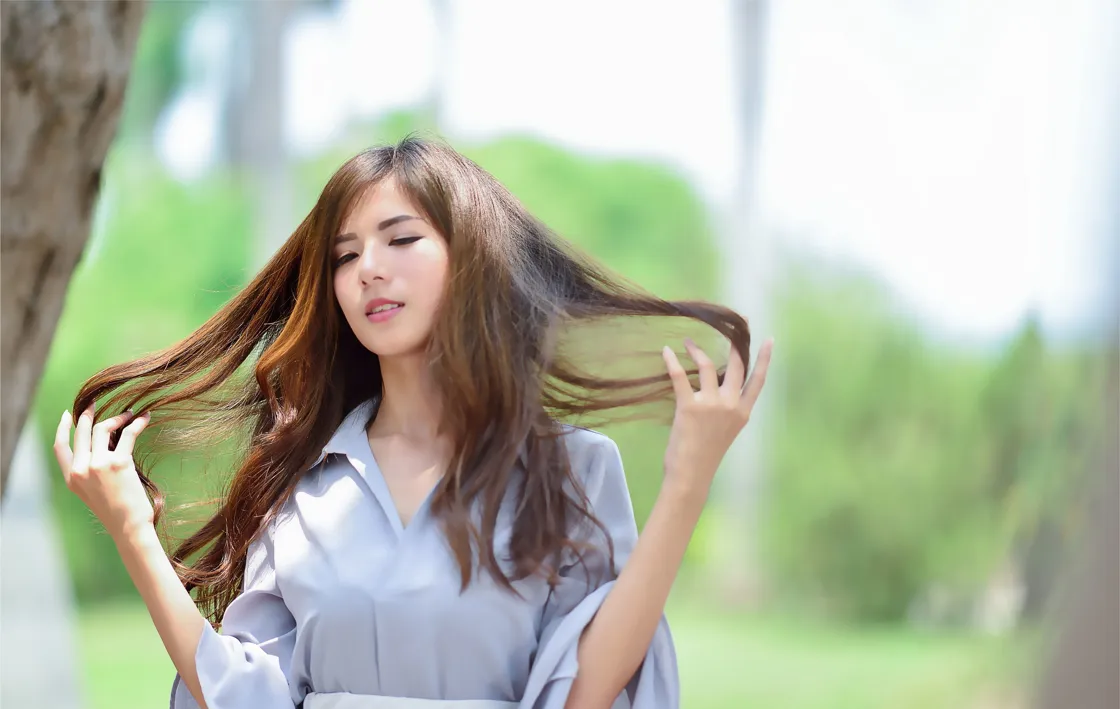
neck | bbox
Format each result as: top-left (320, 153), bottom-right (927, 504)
top-left (371, 351), bottom-right (443, 441)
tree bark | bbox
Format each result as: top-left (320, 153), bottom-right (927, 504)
top-left (1, 0), bottom-right (147, 499)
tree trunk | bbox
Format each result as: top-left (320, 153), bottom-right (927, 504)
top-left (0, 0), bottom-right (146, 498)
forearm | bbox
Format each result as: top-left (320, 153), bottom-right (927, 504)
top-left (566, 481), bottom-right (707, 708)
top-left (114, 524), bottom-right (211, 709)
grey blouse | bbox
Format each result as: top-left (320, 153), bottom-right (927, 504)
top-left (169, 399), bottom-right (678, 708)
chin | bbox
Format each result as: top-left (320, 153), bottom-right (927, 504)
top-left (359, 335), bottom-right (429, 359)
top-left (347, 311), bottom-right (432, 357)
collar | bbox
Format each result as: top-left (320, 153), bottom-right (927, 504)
top-left (309, 398), bottom-right (536, 471)
top-left (310, 398), bottom-right (378, 469)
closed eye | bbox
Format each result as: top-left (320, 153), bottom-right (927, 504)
top-left (334, 236), bottom-right (420, 267)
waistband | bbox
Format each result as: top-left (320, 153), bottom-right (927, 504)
top-left (303, 693), bottom-right (518, 709)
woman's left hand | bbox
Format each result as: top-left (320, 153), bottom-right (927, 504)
top-left (55, 407), bottom-right (154, 542)
top-left (660, 337), bottom-right (773, 499)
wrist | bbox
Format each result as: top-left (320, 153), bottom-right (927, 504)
top-left (658, 475), bottom-right (711, 512)
top-left (110, 518), bottom-right (159, 549)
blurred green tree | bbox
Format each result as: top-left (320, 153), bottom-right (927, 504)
top-left (762, 261), bottom-right (1108, 623)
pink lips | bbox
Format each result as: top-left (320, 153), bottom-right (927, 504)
top-left (367, 305), bottom-right (403, 323)
top-left (365, 298), bottom-right (404, 323)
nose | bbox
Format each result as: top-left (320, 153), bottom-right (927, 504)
top-left (357, 242), bottom-right (386, 286)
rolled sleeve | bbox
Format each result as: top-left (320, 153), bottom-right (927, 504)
top-left (170, 529), bottom-right (298, 709)
top-left (520, 431), bottom-right (679, 708)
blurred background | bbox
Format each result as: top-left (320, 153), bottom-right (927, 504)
top-left (2, 0), bottom-right (1117, 708)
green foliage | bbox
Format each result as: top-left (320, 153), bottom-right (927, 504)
top-left (762, 262), bottom-right (1109, 622)
top-left (979, 320), bottom-right (1111, 617)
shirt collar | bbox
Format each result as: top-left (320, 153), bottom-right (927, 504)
top-left (311, 398), bottom-right (378, 468)
top-left (310, 398), bottom-right (535, 471)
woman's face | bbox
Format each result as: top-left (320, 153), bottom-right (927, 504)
top-left (332, 179), bottom-right (450, 358)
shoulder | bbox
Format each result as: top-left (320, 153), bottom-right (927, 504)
top-left (244, 469), bottom-right (318, 580)
top-left (555, 424), bottom-right (628, 506)
top-left (554, 426), bottom-right (639, 558)
top-left (557, 424), bottom-right (622, 469)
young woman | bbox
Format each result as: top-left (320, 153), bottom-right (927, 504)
top-left (54, 137), bottom-right (772, 709)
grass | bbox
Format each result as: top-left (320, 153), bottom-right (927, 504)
top-left (666, 602), bottom-right (1032, 709)
top-left (78, 602), bottom-right (175, 709)
top-left (76, 599), bottom-right (1032, 709)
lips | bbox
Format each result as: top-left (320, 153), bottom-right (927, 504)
top-left (364, 298), bottom-right (404, 316)
top-left (365, 298), bottom-right (405, 323)
top-left (368, 303), bottom-right (403, 315)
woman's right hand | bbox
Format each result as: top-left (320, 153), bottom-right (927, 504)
top-left (54, 407), bottom-right (154, 542)
top-left (660, 337), bottom-right (772, 499)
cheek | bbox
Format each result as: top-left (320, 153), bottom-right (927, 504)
top-left (333, 273), bottom-right (359, 317)
top-left (408, 247), bottom-right (450, 305)
top-left (427, 259), bottom-right (450, 298)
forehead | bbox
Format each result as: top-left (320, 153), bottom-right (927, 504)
top-left (339, 178), bottom-right (421, 231)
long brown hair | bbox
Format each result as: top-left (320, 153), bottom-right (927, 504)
top-left (74, 136), bottom-right (750, 624)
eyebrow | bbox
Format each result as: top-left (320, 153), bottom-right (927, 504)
top-left (334, 215), bottom-right (421, 244)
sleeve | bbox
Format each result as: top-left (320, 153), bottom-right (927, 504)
top-left (169, 526), bottom-right (298, 709)
top-left (518, 431), bottom-right (679, 709)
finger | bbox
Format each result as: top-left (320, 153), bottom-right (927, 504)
top-left (740, 338), bottom-right (774, 413)
top-left (662, 345), bottom-right (695, 402)
top-left (684, 338), bottom-right (719, 393)
top-left (115, 412), bottom-right (151, 458)
top-left (53, 410), bottom-right (74, 483)
top-left (722, 342), bottom-right (747, 395)
top-left (71, 406), bottom-right (95, 473)
top-left (91, 412), bottom-right (131, 454)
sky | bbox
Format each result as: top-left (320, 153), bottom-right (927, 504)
top-left (157, 0), bottom-right (1118, 345)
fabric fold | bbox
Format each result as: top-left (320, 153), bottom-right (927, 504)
top-left (518, 582), bottom-right (678, 709)
top-left (169, 621), bottom-right (298, 708)
top-left (169, 521), bottom-right (298, 709)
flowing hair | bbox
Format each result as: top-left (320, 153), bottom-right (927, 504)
top-left (73, 136), bottom-right (750, 624)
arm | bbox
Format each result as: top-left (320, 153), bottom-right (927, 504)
top-left (565, 338), bottom-right (773, 709)
top-left (114, 523), bottom-right (212, 708)
top-left (54, 408), bottom-right (298, 709)
top-left (54, 409), bottom-right (212, 707)
top-left (563, 482), bottom-right (704, 708)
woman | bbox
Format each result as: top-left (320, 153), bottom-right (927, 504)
top-left (54, 137), bottom-right (772, 709)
